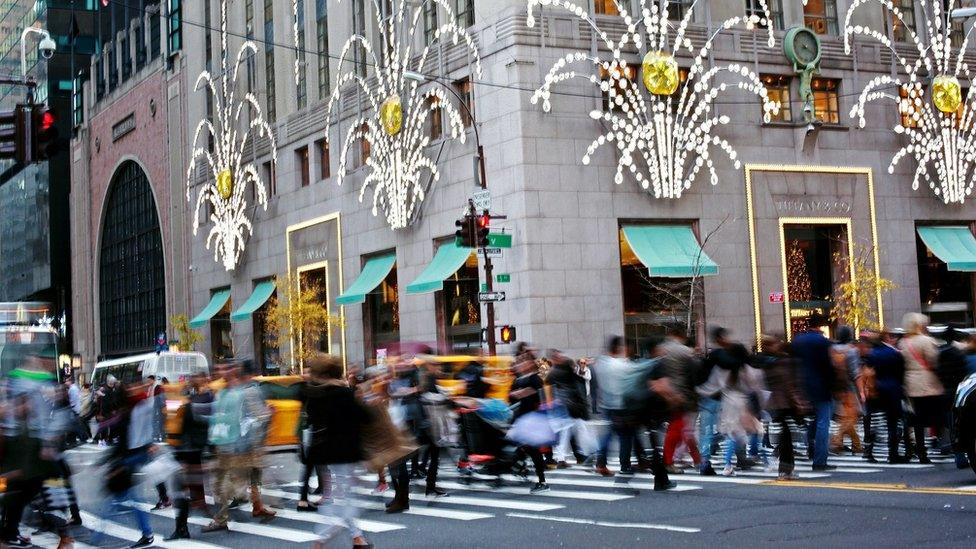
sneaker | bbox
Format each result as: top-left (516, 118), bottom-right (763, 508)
top-left (128, 535), bottom-right (154, 548)
top-left (201, 522), bottom-right (228, 533)
top-left (722, 466), bottom-right (736, 477)
top-left (654, 480), bottom-right (678, 491)
top-left (373, 481), bottom-right (389, 494)
top-left (2, 535), bottom-right (31, 547)
top-left (530, 482), bottom-right (550, 494)
top-left (556, 461), bottom-right (570, 469)
top-left (664, 465), bottom-right (684, 475)
top-left (618, 467), bottom-right (636, 476)
top-left (777, 472), bottom-right (800, 481)
top-left (811, 464), bottom-right (837, 472)
top-left (152, 498), bottom-right (173, 510)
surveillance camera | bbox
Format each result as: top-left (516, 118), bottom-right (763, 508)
top-left (39, 36), bottom-right (56, 59)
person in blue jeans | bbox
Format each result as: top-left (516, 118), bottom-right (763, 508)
top-left (592, 336), bottom-right (636, 476)
top-left (697, 397), bottom-right (720, 475)
top-left (791, 328), bottom-right (837, 471)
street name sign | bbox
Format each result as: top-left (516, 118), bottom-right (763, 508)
top-left (479, 291), bottom-right (506, 303)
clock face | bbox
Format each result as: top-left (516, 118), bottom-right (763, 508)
top-left (785, 27), bottom-right (821, 68)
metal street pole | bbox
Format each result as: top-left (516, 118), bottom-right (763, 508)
top-left (404, 71), bottom-right (497, 355)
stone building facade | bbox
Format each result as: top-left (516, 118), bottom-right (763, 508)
top-left (71, 0), bottom-right (976, 372)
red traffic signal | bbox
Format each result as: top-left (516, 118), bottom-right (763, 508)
top-left (476, 214), bottom-right (490, 248)
top-left (499, 325), bottom-right (517, 344)
top-left (0, 105), bottom-right (29, 164)
top-left (31, 104), bottom-right (59, 161)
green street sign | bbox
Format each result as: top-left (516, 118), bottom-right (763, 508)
top-left (481, 283), bottom-right (488, 292)
top-left (487, 233), bottom-right (513, 248)
top-left (496, 274), bottom-right (511, 283)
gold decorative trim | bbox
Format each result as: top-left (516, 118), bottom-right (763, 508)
top-left (745, 165), bottom-right (881, 350)
top-left (285, 213), bottom-right (345, 370)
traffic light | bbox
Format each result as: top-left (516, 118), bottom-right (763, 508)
top-left (476, 213), bottom-right (490, 248)
top-left (31, 104), bottom-right (59, 161)
top-left (499, 325), bottom-right (517, 344)
top-left (455, 214), bottom-right (476, 248)
top-left (0, 105), bottom-right (28, 164)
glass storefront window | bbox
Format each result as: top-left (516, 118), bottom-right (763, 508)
top-left (783, 224), bottom-right (848, 336)
top-left (619, 227), bottom-right (702, 357)
top-left (365, 258), bottom-right (399, 363)
top-left (254, 284), bottom-right (281, 375)
top-left (438, 245), bottom-right (481, 353)
top-left (300, 267), bottom-right (331, 354)
top-left (761, 74), bottom-right (792, 122)
top-left (210, 291), bottom-right (234, 361)
top-left (916, 232), bottom-right (974, 325)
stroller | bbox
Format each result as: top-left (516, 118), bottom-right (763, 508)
top-left (456, 399), bottom-right (529, 487)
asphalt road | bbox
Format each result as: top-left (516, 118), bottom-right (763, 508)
top-left (35, 443), bottom-right (976, 548)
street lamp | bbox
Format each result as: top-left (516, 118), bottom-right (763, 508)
top-left (404, 69), bottom-right (500, 356)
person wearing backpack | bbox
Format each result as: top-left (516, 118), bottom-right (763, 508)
top-left (898, 313), bottom-right (943, 464)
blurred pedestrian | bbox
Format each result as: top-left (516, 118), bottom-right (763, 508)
top-left (301, 355), bottom-right (372, 549)
top-left (755, 334), bottom-right (807, 479)
top-left (899, 313), bottom-right (943, 464)
top-left (165, 372), bottom-right (214, 540)
top-left (507, 352), bottom-right (550, 493)
top-left (657, 327), bottom-right (703, 474)
top-left (547, 350), bottom-right (595, 468)
top-left (830, 326), bottom-right (863, 454)
top-left (791, 326), bottom-right (836, 471)
top-left (593, 336), bottom-right (634, 477)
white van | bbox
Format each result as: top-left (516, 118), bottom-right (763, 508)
top-left (91, 351), bottom-right (209, 387)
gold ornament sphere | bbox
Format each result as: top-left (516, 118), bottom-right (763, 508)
top-left (933, 75), bottom-right (962, 114)
top-left (216, 169), bottom-right (233, 200)
top-left (642, 51), bottom-right (680, 96)
top-left (380, 95), bottom-right (404, 136)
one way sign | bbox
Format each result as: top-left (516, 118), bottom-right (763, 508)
top-left (478, 291), bottom-right (506, 303)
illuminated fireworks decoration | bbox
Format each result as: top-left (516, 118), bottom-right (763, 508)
top-left (325, 0), bottom-right (482, 230)
top-left (845, 0), bottom-right (975, 204)
top-left (186, 0), bottom-right (277, 271)
top-left (527, 0), bottom-right (780, 199)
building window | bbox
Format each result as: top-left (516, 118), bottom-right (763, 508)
top-left (296, 0), bottom-right (307, 110)
top-left (594, 0), bottom-right (619, 15)
top-left (297, 146), bottom-right (310, 187)
top-left (245, 0), bottom-right (256, 91)
top-left (204, 0), bottom-right (213, 72)
top-left (316, 0), bottom-right (330, 99)
top-left (359, 123), bottom-right (371, 167)
top-left (210, 289), bottom-right (234, 361)
top-left (761, 74), bottom-right (792, 122)
top-left (168, 0), bottom-right (182, 53)
top-left (437, 244), bottom-right (481, 352)
top-left (804, 0), bottom-right (838, 35)
top-left (316, 138), bottom-right (331, 179)
top-left (427, 96), bottom-right (443, 140)
top-left (99, 161), bottom-right (166, 357)
top-left (264, 0), bottom-right (276, 121)
top-left (916, 228), bottom-right (974, 326)
top-left (889, 0), bottom-right (916, 42)
top-left (365, 256), bottom-right (399, 361)
top-left (783, 224), bottom-right (849, 335)
top-left (353, 0), bottom-right (367, 77)
top-left (72, 73), bottom-right (84, 127)
top-left (263, 160), bottom-right (277, 195)
top-left (811, 77), bottom-right (840, 124)
top-left (456, 0), bottom-right (475, 27)
top-left (599, 64), bottom-right (637, 112)
top-left (150, 3), bottom-right (161, 59)
top-left (299, 268), bottom-right (331, 354)
top-left (748, 0), bottom-right (783, 30)
top-left (899, 85), bottom-right (920, 128)
top-left (668, 0), bottom-right (693, 20)
top-left (619, 227), bottom-right (702, 357)
top-left (423, 1), bottom-right (438, 46)
top-left (454, 77), bottom-right (475, 127)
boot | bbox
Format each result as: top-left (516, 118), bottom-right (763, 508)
top-left (171, 498), bottom-right (190, 535)
top-left (250, 486), bottom-right (276, 522)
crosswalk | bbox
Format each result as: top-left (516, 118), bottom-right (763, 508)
top-left (46, 441), bottom-right (967, 548)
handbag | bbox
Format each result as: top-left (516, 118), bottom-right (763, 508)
top-left (141, 449), bottom-right (180, 487)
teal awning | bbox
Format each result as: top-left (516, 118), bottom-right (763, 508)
top-left (406, 243), bottom-right (475, 294)
top-left (917, 226), bottom-right (976, 272)
top-left (189, 289), bottom-right (231, 328)
top-left (337, 254), bottom-right (397, 305)
top-left (230, 280), bottom-right (277, 322)
top-left (622, 225), bottom-right (719, 278)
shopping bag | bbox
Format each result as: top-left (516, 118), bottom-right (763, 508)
top-left (141, 449), bottom-right (180, 487)
top-left (506, 411), bottom-right (558, 448)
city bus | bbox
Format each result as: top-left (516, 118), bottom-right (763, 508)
top-left (0, 302), bottom-right (62, 381)
top-left (90, 351), bottom-right (210, 388)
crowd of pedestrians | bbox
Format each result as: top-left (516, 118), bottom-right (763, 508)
top-left (2, 311), bottom-right (976, 548)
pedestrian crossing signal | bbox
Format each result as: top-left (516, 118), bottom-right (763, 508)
top-left (31, 105), bottom-right (59, 161)
top-left (499, 325), bottom-right (516, 344)
top-left (477, 214), bottom-right (490, 248)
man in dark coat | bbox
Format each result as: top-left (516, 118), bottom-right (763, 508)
top-left (791, 329), bottom-right (836, 471)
